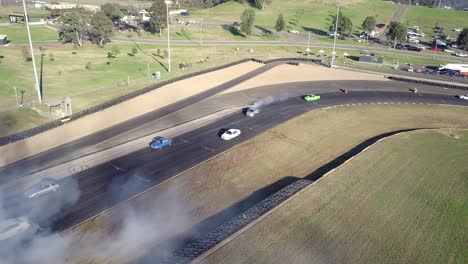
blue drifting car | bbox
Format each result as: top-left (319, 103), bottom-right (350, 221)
top-left (150, 136), bottom-right (173, 149)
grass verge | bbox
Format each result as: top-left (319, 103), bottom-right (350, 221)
top-left (199, 129), bottom-right (468, 264)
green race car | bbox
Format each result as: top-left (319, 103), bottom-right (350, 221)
top-left (303, 94), bottom-right (321, 101)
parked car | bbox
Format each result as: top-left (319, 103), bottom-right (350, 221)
top-left (444, 49), bottom-right (455, 53)
top-left (150, 136), bottom-right (173, 149)
top-left (407, 67), bottom-right (414, 72)
top-left (303, 94), bottom-right (321, 101)
top-left (429, 46), bottom-right (441, 51)
top-left (24, 178), bottom-right (60, 199)
top-left (245, 107), bottom-right (259, 117)
top-left (406, 45), bottom-right (422, 52)
top-left (455, 52), bottom-right (467, 57)
top-left (415, 44), bottom-right (426, 50)
top-left (221, 129), bottom-right (241, 140)
top-left (451, 43), bottom-right (458, 48)
top-left (457, 94), bottom-right (468, 100)
top-left (395, 43), bottom-right (406, 50)
top-left (288, 29), bottom-right (299, 34)
top-left (454, 28), bottom-right (462, 32)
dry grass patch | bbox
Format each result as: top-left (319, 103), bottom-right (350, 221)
top-left (68, 104), bottom-right (468, 263)
top-left (198, 129), bottom-right (468, 264)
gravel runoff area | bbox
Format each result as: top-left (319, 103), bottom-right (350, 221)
top-left (68, 104), bottom-right (468, 264)
top-left (0, 61), bottom-right (262, 167)
top-left (196, 129), bottom-right (468, 264)
top-left (222, 63), bottom-right (386, 94)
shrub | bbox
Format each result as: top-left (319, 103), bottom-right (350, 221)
top-left (85, 62), bottom-right (92, 70)
top-left (131, 47), bottom-right (138, 55)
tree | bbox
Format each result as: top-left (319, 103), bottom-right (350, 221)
top-left (89, 12), bottom-right (114, 48)
top-left (132, 47), bottom-right (138, 55)
top-left (362, 16), bottom-right (376, 34)
top-left (149, 0), bottom-right (167, 35)
top-left (275, 13), bottom-right (285, 32)
top-left (101, 3), bottom-right (123, 22)
top-left (252, 0), bottom-right (271, 10)
top-left (329, 11), bottom-right (353, 36)
top-left (340, 16), bottom-right (353, 36)
top-left (457, 28), bottom-right (468, 51)
top-left (386, 21), bottom-right (407, 45)
top-left (240, 9), bottom-right (255, 36)
top-left (58, 8), bottom-right (90, 46)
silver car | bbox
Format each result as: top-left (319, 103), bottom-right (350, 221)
top-left (24, 178), bottom-right (60, 199)
top-left (246, 107), bottom-right (259, 117)
top-left (0, 217), bottom-right (31, 241)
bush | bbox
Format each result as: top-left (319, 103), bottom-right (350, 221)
top-left (72, 51), bottom-right (77, 55)
top-left (85, 62), bottom-right (92, 70)
top-left (131, 47), bottom-right (138, 55)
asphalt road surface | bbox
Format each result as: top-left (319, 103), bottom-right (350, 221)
top-left (3, 89), bottom-right (466, 232)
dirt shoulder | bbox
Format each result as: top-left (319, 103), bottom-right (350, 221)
top-left (222, 63), bottom-right (386, 94)
top-left (0, 61), bottom-right (262, 167)
top-left (68, 104), bottom-right (468, 263)
top-left (197, 128), bottom-right (468, 264)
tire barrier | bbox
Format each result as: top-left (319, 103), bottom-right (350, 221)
top-left (386, 76), bottom-right (468, 91)
top-left (164, 179), bottom-right (313, 264)
top-left (0, 58), bottom-right (253, 147)
top-left (264, 57), bottom-right (321, 64)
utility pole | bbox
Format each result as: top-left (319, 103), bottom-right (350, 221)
top-left (200, 18), bottom-right (203, 47)
top-left (331, 0), bottom-right (341, 68)
top-left (165, 1), bottom-right (173, 73)
top-left (22, 0), bottom-right (42, 104)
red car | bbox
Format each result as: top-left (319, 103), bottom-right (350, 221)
top-left (430, 47), bottom-right (441, 51)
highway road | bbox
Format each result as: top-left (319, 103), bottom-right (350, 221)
top-left (2, 87), bottom-right (466, 233)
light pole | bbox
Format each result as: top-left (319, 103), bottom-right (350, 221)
top-left (165, 0), bottom-right (173, 73)
top-left (433, 39), bottom-right (438, 59)
top-left (200, 18), bottom-right (203, 47)
top-left (331, 0), bottom-right (341, 68)
top-left (22, 0), bottom-right (41, 104)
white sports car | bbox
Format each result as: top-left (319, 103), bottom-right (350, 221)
top-left (24, 178), bottom-right (60, 199)
top-left (0, 217), bottom-right (31, 241)
top-left (221, 129), bottom-right (241, 140)
top-left (457, 94), bottom-right (468, 100)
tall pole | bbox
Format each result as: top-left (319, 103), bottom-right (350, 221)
top-left (307, 30), bottom-right (310, 49)
top-left (331, 0), bottom-right (341, 68)
top-left (22, 0), bottom-right (42, 104)
top-left (165, 1), bottom-right (172, 73)
top-left (200, 18), bottom-right (203, 47)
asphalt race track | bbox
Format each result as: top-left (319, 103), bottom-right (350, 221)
top-left (1, 90), bottom-right (464, 232)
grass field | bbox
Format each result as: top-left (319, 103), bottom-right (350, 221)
top-left (0, 25), bottom-right (58, 42)
top-left (200, 129), bottom-right (468, 264)
top-left (68, 104), bottom-right (468, 264)
top-left (402, 6), bottom-right (468, 43)
top-left (188, 0), bottom-right (396, 38)
top-left (0, 40), bottom-right (459, 137)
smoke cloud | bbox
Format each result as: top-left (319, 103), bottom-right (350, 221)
top-left (0, 174), bottom-right (193, 264)
top-left (253, 93), bottom-right (291, 111)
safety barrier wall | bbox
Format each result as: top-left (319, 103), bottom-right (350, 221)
top-left (164, 179), bottom-right (313, 264)
top-left (386, 76), bottom-right (468, 90)
top-left (0, 58), bottom-right (252, 146)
